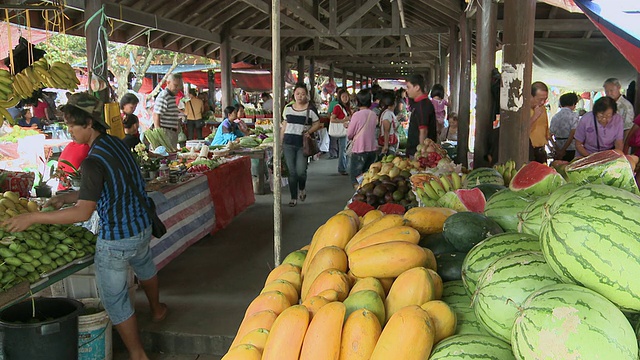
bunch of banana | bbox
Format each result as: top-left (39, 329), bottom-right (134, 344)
top-left (493, 160), bottom-right (518, 186)
top-left (415, 172), bottom-right (468, 206)
top-left (0, 69), bottom-right (14, 102)
top-left (46, 61), bottom-right (80, 91)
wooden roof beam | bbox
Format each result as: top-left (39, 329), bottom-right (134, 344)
top-left (289, 46), bottom-right (438, 56)
top-left (336, 0), bottom-right (381, 34)
top-left (543, 6), bottom-right (559, 38)
top-left (231, 27), bottom-right (448, 37)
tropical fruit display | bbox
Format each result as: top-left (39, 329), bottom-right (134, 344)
top-left (225, 150), bottom-right (640, 358)
top-left (351, 170), bottom-right (418, 210)
top-left (0, 192), bottom-right (97, 292)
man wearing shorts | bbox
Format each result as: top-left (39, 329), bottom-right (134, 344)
top-left (3, 92), bottom-right (167, 360)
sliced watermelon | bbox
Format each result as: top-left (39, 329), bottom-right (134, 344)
top-left (437, 188), bottom-right (486, 213)
top-left (565, 150), bottom-right (639, 194)
top-left (347, 200), bottom-right (375, 217)
top-left (509, 161), bottom-right (566, 197)
top-left (377, 203), bottom-right (406, 215)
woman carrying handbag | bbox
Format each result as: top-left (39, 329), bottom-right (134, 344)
top-left (328, 88), bottom-right (352, 175)
top-left (377, 90), bottom-right (399, 156)
top-left (280, 83), bottom-right (323, 207)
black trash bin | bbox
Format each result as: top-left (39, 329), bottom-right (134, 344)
top-left (0, 297), bottom-right (84, 360)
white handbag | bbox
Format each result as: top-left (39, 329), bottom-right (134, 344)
top-left (328, 105), bottom-right (349, 137)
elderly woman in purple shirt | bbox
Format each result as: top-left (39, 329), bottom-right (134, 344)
top-left (574, 96), bottom-right (624, 158)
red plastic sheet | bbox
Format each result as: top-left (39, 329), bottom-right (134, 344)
top-left (204, 156), bottom-right (255, 232)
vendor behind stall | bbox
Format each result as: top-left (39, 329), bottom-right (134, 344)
top-left (17, 108), bottom-right (42, 129)
top-left (211, 106), bottom-right (250, 145)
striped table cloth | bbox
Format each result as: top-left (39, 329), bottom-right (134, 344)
top-left (148, 174), bottom-right (216, 270)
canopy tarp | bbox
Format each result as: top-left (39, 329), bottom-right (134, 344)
top-left (533, 38), bottom-right (636, 91)
top-left (575, 0), bottom-right (640, 73)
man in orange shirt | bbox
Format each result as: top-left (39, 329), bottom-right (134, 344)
top-left (529, 81), bottom-right (550, 164)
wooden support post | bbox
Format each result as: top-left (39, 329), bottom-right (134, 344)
top-left (458, 14), bottom-right (472, 167)
top-left (474, 0), bottom-right (498, 168)
top-left (207, 70), bottom-right (215, 110)
top-left (449, 23), bottom-right (460, 113)
top-left (429, 67), bottom-right (436, 91)
top-left (297, 55), bottom-right (305, 83)
top-left (272, 0), bottom-right (282, 266)
top-left (85, 0), bottom-right (109, 103)
top-left (220, 31), bottom-right (233, 109)
top-left (329, 63), bottom-right (335, 82)
top-left (309, 57), bottom-right (315, 101)
top-left (280, 50), bottom-right (287, 106)
top-left (499, 0), bottom-right (536, 166)
top-left (440, 46), bottom-right (448, 95)
top-left (352, 72), bottom-right (357, 93)
top-left (343, 70), bottom-right (348, 90)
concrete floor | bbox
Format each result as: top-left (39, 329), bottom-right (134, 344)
top-left (114, 155), bottom-right (355, 358)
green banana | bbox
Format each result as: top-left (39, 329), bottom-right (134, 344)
top-left (430, 180), bottom-right (446, 198)
top-left (421, 182), bottom-right (440, 200)
top-left (451, 172), bottom-right (462, 190)
top-left (440, 175), bottom-right (452, 192)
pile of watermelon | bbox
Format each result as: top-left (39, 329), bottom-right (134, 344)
top-left (421, 150), bottom-right (640, 359)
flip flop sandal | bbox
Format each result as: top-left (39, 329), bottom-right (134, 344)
top-left (299, 190), bottom-right (307, 201)
top-left (289, 200), bottom-right (297, 207)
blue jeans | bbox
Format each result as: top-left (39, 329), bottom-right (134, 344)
top-left (95, 226), bottom-right (156, 325)
top-left (336, 136), bottom-right (348, 173)
top-left (283, 144), bottom-right (308, 200)
top-left (350, 151), bottom-right (377, 185)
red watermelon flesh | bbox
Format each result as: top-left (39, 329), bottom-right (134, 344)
top-left (437, 188), bottom-right (486, 213)
top-left (565, 150), bottom-right (639, 194)
top-left (509, 161), bottom-right (566, 197)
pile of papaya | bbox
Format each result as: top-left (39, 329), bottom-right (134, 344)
top-left (222, 206), bottom-right (460, 360)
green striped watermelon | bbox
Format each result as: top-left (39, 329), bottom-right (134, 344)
top-left (510, 161), bottom-right (566, 197)
top-left (483, 189), bottom-right (533, 232)
top-left (461, 232), bottom-right (540, 297)
top-left (540, 184), bottom-right (640, 312)
top-left (516, 195), bottom-right (549, 236)
top-left (429, 334), bottom-right (515, 359)
top-left (464, 168), bottom-right (504, 188)
top-left (512, 284), bottom-right (638, 360)
top-left (442, 281), bottom-right (490, 336)
top-left (473, 251), bottom-right (563, 342)
top-left (565, 149), bottom-right (639, 194)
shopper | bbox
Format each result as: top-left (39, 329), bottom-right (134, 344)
top-left (378, 90), bottom-right (398, 155)
top-left (123, 113), bottom-right (142, 150)
top-left (3, 92), bottom-right (167, 360)
top-left (603, 78), bottom-right (634, 137)
top-left (529, 81), bottom-right (550, 163)
top-left (17, 108), bottom-right (42, 129)
top-left (440, 112), bottom-right (459, 143)
top-left (549, 92), bottom-right (579, 161)
top-left (184, 89), bottom-right (205, 140)
top-left (281, 83), bottom-right (323, 207)
top-left (348, 89), bottom-right (378, 188)
top-left (153, 74), bottom-right (183, 148)
top-left (211, 106), bottom-right (249, 145)
top-left (261, 92), bottom-right (273, 112)
top-left (329, 88), bottom-right (352, 175)
top-left (430, 84), bottom-right (448, 137)
top-left (120, 93), bottom-right (140, 116)
top-left (574, 96), bottom-right (624, 157)
top-left (406, 74), bottom-right (437, 157)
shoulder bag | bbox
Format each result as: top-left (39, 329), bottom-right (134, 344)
top-left (328, 105), bottom-right (349, 138)
top-left (377, 109), bottom-right (399, 146)
top-left (347, 111), bottom-right (374, 155)
top-left (302, 108), bottom-right (321, 157)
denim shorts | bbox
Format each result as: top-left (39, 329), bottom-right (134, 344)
top-left (94, 226), bottom-right (156, 325)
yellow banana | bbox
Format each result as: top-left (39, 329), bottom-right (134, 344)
top-left (50, 63), bottom-right (70, 80)
top-left (23, 67), bottom-right (38, 86)
top-left (12, 79), bottom-right (27, 99)
top-left (440, 175), bottom-right (452, 192)
top-left (0, 107), bottom-right (14, 126)
top-left (0, 82), bottom-right (12, 97)
top-left (33, 66), bottom-right (52, 85)
top-left (0, 96), bottom-right (20, 108)
top-left (430, 180), bottom-right (446, 198)
top-left (16, 73), bottom-right (34, 96)
top-left (421, 182), bottom-right (440, 200)
top-left (451, 172), bottom-right (462, 190)
top-left (49, 71), bottom-right (67, 88)
top-left (461, 173), bottom-right (468, 185)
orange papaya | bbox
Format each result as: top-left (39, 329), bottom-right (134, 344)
top-left (339, 309), bottom-right (381, 360)
top-left (349, 241), bottom-right (427, 278)
top-left (370, 305), bottom-right (435, 360)
top-left (299, 302), bottom-right (346, 360)
top-left (230, 310), bottom-right (277, 348)
top-left (261, 305), bottom-right (310, 360)
top-left (421, 300), bottom-right (457, 344)
top-left (301, 246), bottom-right (347, 301)
top-left (346, 225), bottom-right (420, 255)
top-left (403, 207), bottom-right (456, 236)
top-left (384, 267), bottom-right (436, 322)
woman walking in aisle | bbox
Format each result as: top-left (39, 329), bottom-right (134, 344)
top-left (378, 90), bottom-right (399, 155)
top-left (281, 83), bottom-right (323, 207)
top-left (430, 84), bottom-right (448, 138)
top-left (348, 89), bottom-right (379, 188)
top-left (329, 88), bottom-right (352, 175)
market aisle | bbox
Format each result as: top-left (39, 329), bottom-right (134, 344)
top-left (119, 156), bottom-right (355, 357)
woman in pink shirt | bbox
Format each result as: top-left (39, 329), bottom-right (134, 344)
top-left (348, 89), bottom-right (378, 187)
top-left (430, 84), bottom-right (448, 137)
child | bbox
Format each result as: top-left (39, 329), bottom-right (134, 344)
top-left (430, 84), bottom-right (448, 138)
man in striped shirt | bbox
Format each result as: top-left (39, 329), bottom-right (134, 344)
top-left (4, 92), bottom-right (168, 360)
top-left (153, 74), bottom-right (183, 148)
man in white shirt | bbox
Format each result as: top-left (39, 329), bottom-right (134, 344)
top-left (604, 78), bottom-right (635, 137)
top-left (261, 92), bottom-right (273, 112)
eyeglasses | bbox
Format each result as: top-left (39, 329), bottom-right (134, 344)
top-left (596, 113), bottom-right (613, 121)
